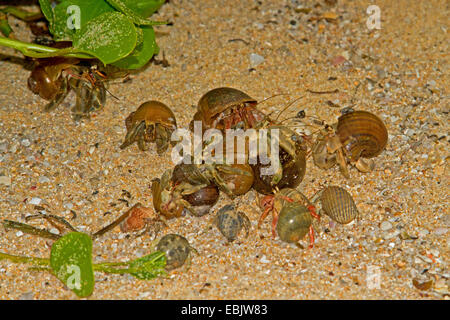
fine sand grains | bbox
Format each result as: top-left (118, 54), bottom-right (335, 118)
top-left (0, 0), bottom-right (448, 299)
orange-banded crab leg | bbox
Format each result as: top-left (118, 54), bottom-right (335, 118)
top-left (257, 195), bottom-right (274, 230)
top-left (307, 204), bottom-right (320, 221)
top-left (308, 225), bottom-right (315, 248)
top-left (270, 206), bottom-right (280, 238)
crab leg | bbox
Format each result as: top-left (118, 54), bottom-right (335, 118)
top-left (308, 225), bottom-right (315, 248)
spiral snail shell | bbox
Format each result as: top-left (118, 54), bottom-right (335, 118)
top-left (337, 110), bottom-right (388, 162)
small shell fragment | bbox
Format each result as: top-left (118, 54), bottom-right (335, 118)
top-left (120, 206), bottom-right (153, 233)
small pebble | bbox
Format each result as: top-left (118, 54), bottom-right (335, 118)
top-left (29, 197), bottom-right (42, 205)
top-left (18, 292), bottom-right (34, 300)
top-left (433, 227), bottom-right (447, 236)
top-left (418, 229), bottom-right (429, 237)
top-left (428, 249), bottom-right (439, 257)
top-left (0, 142), bottom-right (7, 153)
top-left (63, 202), bottom-right (73, 210)
top-left (38, 176), bottom-right (50, 183)
top-left (249, 53), bottom-right (264, 68)
top-left (260, 255), bottom-right (270, 264)
top-left (21, 139), bottom-right (31, 147)
top-left (382, 230), bottom-right (400, 240)
top-left (380, 221), bottom-right (392, 231)
top-left (417, 255), bottom-right (433, 264)
top-left (16, 231), bottom-right (24, 237)
top-left (254, 22), bottom-right (264, 30)
top-left (0, 176), bottom-right (11, 186)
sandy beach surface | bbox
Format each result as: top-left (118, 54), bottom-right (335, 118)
top-left (0, 0), bottom-right (448, 299)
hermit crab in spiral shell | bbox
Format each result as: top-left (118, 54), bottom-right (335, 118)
top-left (27, 57), bottom-right (118, 120)
top-left (120, 100), bottom-right (177, 154)
top-left (258, 188), bottom-right (320, 248)
top-left (311, 110), bottom-right (388, 178)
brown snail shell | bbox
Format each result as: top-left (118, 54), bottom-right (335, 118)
top-left (198, 87), bottom-right (257, 125)
top-left (126, 101), bottom-right (177, 129)
top-left (251, 146), bottom-right (306, 195)
top-left (337, 110), bottom-right (388, 162)
top-left (182, 184), bottom-right (219, 217)
top-left (27, 57), bottom-right (77, 101)
top-left (217, 163), bottom-right (254, 197)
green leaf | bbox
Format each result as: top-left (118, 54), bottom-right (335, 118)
top-left (0, 14), bottom-right (13, 37)
top-left (127, 251), bottom-right (167, 280)
top-left (72, 11), bottom-right (137, 65)
top-left (112, 26), bottom-right (157, 69)
top-left (50, 232), bottom-right (94, 298)
top-left (50, 0), bottom-right (115, 41)
top-left (38, 0), bottom-right (54, 24)
top-left (105, 0), bottom-right (168, 26)
top-left (121, 0), bottom-right (166, 18)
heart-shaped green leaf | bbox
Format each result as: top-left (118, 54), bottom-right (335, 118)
top-left (50, 0), bottom-right (115, 41)
top-left (38, 0), bottom-right (54, 25)
top-left (121, 0), bottom-right (166, 18)
top-left (50, 232), bottom-right (94, 298)
top-left (112, 26), bottom-right (157, 69)
top-left (72, 11), bottom-right (137, 64)
top-left (105, 0), bottom-right (167, 26)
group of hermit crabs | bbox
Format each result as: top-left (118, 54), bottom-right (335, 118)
top-left (116, 87), bottom-right (387, 269)
top-left (25, 59), bottom-right (388, 270)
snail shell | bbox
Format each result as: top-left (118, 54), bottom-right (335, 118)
top-left (252, 146), bottom-right (306, 195)
top-left (319, 186), bottom-right (359, 224)
top-left (198, 87), bottom-right (257, 125)
top-left (156, 234), bottom-right (195, 270)
top-left (125, 100), bottom-right (177, 130)
top-left (214, 204), bottom-right (250, 242)
top-left (337, 110), bottom-right (388, 162)
top-left (182, 184), bottom-right (219, 217)
top-left (276, 202), bottom-right (312, 243)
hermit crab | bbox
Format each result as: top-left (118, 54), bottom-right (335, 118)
top-left (251, 125), bottom-right (307, 194)
top-left (211, 204), bottom-right (251, 242)
top-left (191, 87), bottom-right (267, 131)
top-left (152, 169), bottom-right (219, 218)
top-left (120, 100), bottom-right (177, 154)
top-left (156, 234), bottom-right (198, 270)
top-left (172, 162), bottom-right (254, 198)
top-left (258, 188), bottom-right (320, 248)
top-left (312, 110), bottom-right (388, 178)
top-left (27, 57), bottom-right (109, 120)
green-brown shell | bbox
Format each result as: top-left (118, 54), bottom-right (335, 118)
top-left (214, 204), bottom-right (250, 242)
top-left (197, 87), bottom-right (257, 125)
top-left (156, 234), bottom-right (194, 270)
top-left (337, 111), bottom-right (388, 161)
top-left (319, 186), bottom-right (359, 224)
top-left (276, 202), bottom-right (312, 243)
top-left (251, 144), bottom-right (306, 195)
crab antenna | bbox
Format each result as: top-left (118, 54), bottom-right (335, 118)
top-left (105, 87), bottom-right (120, 100)
top-left (258, 93), bottom-right (291, 105)
top-left (274, 95), bottom-right (306, 123)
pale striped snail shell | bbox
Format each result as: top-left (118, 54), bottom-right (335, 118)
top-left (319, 186), bottom-right (359, 224)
